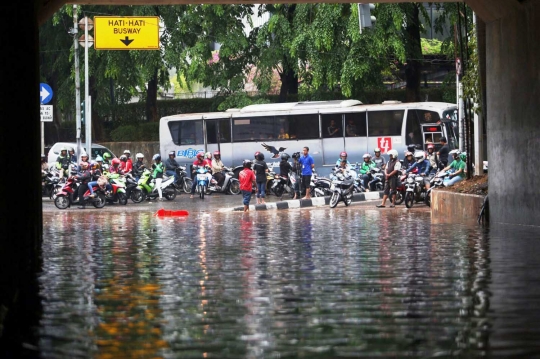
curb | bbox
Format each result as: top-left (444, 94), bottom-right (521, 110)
top-left (218, 191), bottom-right (384, 212)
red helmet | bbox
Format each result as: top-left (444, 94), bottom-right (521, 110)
top-left (196, 152), bottom-right (204, 160)
top-left (340, 151), bottom-right (347, 157)
top-left (112, 158), bottom-right (121, 166)
top-left (213, 150), bottom-right (220, 157)
top-left (254, 151), bottom-right (261, 158)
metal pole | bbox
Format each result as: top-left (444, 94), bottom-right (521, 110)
top-left (357, 3), bottom-right (363, 34)
top-left (73, 5), bottom-right (82, 162)
top-left (84, 16), bottom-right (91, 155)
top-left (41, 122), bottom-right (44, 155)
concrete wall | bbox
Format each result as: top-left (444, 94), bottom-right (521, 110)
top-left (100, 141), bottom-right (160, 166)
top-left (431, 191), bottom-right (485, 225)
top-left (486, 2), bottom-right (540, 226)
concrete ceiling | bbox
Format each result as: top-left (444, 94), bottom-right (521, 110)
top-left (37, 0), bottom-right (523, 27)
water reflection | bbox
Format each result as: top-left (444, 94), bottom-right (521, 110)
top-left (39, 209), bottom-right (540, 358)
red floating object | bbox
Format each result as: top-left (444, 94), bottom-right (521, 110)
top-left (154, 208), bottom-right (189, 217)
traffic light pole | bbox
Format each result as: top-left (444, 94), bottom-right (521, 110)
top-left (73, 5), bottom-right (82, 162)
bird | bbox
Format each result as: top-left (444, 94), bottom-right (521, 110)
top-left (261, 143), bottom-right (287, 159)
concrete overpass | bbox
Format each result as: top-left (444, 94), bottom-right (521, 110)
top-left (0, 0), bottom-right (537, 351)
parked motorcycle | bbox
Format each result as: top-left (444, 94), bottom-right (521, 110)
top-left (207, 167), bottom-right (241, 195)
top-left (54, 177), bottom-right (106, 209)
top-left (310, 173), bottom-right (332, 197)
top-left (131, 168), bottom-right (177, 202)
top-left (123, 174), bottom-right (139, 203)
top-left (367, 167), bottom-right (385, 192)
top-left (424, 170), bottom-right (450, 207)
top-left (42, 168), bottom-right (61, 199)
top-left (270, 172), bottom-right (294, 199)
top-left (329, 170), bottom-right (355, 208)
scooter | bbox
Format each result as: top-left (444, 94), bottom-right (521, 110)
top-left (310, 173), bottom-right (332, 197)
top-left (54, 177), bottom-right (106, 209)
top-left (105, 173), bottom-right (128, 205)
top-left (404, 172), bottom-right (430, 208)
top-left (271, 172), bottom-right (294, 199)
top-left (329, 170), bottom-right (355, 208)
top-left (207, 167), bottom-right (241, 195)
top-left (424, 170), bottom-right (450, 207)
top-left (131, 168), bottom-right (177, 202)
top-left (174, 166), bottom-right (193, 194)
top-left (194, 165), bottom-right (211, 199)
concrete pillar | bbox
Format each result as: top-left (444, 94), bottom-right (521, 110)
top-left (486, 1), bottom-right (540, 225)
top-left (0, 3), bottom-right (42, 356)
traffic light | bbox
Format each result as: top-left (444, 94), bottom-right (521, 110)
top-left (80, 101), bottom-right (85, 123)
top-left (358, 3), bottom-right (376, 32)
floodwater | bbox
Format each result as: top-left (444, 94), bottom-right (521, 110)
top-left (39, 207), bottom-right (540, 358)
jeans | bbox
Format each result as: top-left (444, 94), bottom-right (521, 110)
top-left (87, 181), bottom-right (112, 195)
top-left (361, 174), bottom-right (371, 190)
top-left (166, 169), bottom-right (178, 183)
top-left (443, 175), bottom-right (464, 187)
top-left (242, 190), bottom-right (252, 205)
top-left (256, 181), bottom-right (266, 198)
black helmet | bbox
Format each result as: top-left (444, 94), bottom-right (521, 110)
top-left (281, 153), bottom-right (290, 161)
top-left (256, 152), bottom-right (265, 161)
top-left (243, 159), bottom-right (252, 168)
top-left (407, 144), bottom-right (417, 153)
top-left (152, 154), bottom-right (161, 161)
top-left (292, 152), bottom-right (300, 159)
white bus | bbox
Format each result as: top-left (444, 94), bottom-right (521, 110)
top-left (159, 100), bottom-right (458, 176)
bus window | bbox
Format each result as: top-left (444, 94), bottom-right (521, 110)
top-left (442, 109), bottom-right (459, 149)
top-left (168, 120), bottom-right (203, 145)
top-left (206, 119), bottom-right (231, 144)
top-left (405, 110), bottom-right (422, 145)
top-left (286, 114), bottom-right (319, 140)
top-left (418, 110), bottom-right (441, 124)
top-left (344, 112), bottom-right (367, 137)
top-left (368, 110), bottom-right (404, 137)
top-left (233, 116), bottom-right (274, 142)
top-left (322, 114), bottom-right (343, 138)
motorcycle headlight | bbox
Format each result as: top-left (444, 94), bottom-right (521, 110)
top-left (407, 177), bottom-right (414, 183)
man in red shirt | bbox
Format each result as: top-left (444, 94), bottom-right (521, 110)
top-left (238, 159), bottom-right (256, 212)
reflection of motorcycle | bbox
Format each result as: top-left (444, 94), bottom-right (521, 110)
top-left (207, 167), bottom-right (241, 195)
top-left (329, 170), bottom-right (355, 208)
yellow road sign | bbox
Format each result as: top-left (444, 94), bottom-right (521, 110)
top-left (94, 16), bottom-right (159, 50)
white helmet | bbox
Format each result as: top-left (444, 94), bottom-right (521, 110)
top-left (136, 153), bottom-right (144, 159)
top-left (414, 151), bottom-right (425, 163)
top-left (387, 149), bottom-right (398, 158)
top-left (123, 149), bottom-right (131, 155)
top-left (374, 148), bottom-right (381, 153)
top-left (363, 153), bottom-right (371, 159)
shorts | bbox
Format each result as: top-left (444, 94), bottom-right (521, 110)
top-left (242, 190), bottom-right (252, 206)
top-left (302, 175), bottom-right (312, 189)
top-left (383, 176), bottom-right (397, 196)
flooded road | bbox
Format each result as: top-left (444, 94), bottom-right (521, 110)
top-left (39, 204), bottom-right (540, 358)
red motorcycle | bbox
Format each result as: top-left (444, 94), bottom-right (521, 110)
top-left (395, 167), bottom-right (417, 205)
top-left (54, 177), bottom-right (106, 209)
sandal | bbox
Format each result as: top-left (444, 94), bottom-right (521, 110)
top-left (376, 204), bottom-right (385, 208)
top-left (389, 204), bottom-right (395, 208)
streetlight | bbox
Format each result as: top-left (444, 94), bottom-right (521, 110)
top-left (78, 16), bottom-right (93, 156)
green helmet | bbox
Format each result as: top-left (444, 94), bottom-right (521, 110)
top-left (460, 152), bottom-right (467, 161)
top-left (103, 152), bottom-right (111, 159)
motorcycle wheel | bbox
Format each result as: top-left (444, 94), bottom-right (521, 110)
top-left (273, 185), bottom-right (284, 198)
top-left (54, 196), bottom-right (70, 210)
top-left (93, 193), bottom-right (106, 208)
top-left (376, 183), bottom-right (384, 191)
top-left (118, 193), bottom-right (128, 205)
top-left (405, 192), bottom-right (414, 208)
top-left (344, 193), bottom-right (352, 206)
top-left (183, 178), bottom-right (193, 194)
top-left (229, 180), bottom-right (241, 195)
top-left (424, 192), bottom-right (431, 207)
top-left (130, 189), bottom-right (145, 203)
top-left (330, 192), bottom-right (340, 208)
top-left (165, 187), bottom-right (177, 201)
top-left (395, 190), bottom-right (405, 205)
top-left (199, 184), bottom-right (205, 199)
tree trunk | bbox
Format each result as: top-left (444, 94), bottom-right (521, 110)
top-left (146, 68), bottom-right (159, 122)
top-left (278, 62), bottom-right (298, 103)
top-left (404, 4), bottom-right (422, 102)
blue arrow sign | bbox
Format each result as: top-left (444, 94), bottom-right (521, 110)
top-left (40, 83), bottom-right (53, 105)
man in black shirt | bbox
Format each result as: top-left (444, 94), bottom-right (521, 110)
top-left (437, 137), bottom-right (450, 169)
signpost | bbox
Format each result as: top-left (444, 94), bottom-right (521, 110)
top-left (40, 83), bottom-right (54, 154)
top-left (94, 16), bottom-right (160, 50)
top-left (40, 105), bottom-right (53, 122)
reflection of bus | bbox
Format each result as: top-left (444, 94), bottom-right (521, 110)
top-left (159, 100), bottom-right (458, 175)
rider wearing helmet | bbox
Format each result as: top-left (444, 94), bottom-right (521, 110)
top-left (165, 150), bottom-right (180, 184)
top-left (56, 147), bottom-right (71, 178)
top-left (75, 161), bottom-right (92, 209)
top-left (335, 151), bottom-right (350, 167)
top-left (190, 152), bottom-right (208, 198)
top-left (425, 144), bottom-right (438, 174)
top-left (253, 151), bottom-right (269, 204)
top-left (372, 148), bottom-right (386, 170)
top-left (102, 152), bottom-right (112, 166)
top-left (359, 153), bottom-right (376, 191)
top-left (211, 151), bottom-right (225, 187)
top-left (279, 153), bottom-right (292, 180)
top-left (239, 159), bottom-right (256, 212)
top-left (442, 150), bottom-right (466, 187)
top-left (151, 154), bottom-right (164, 200)
top-left (403, 151), bottom-right (415, 170)
top-left (118, 155), bottom-right (128, 172)
top-left (109, 157), bottom-right (123, 175)
top-left (68, 147), bottom-right (77, 162)
top-left (406, 151), bottom-right (431, 190)
top-left (377, 149), bottom-right (402, 208)
top-left (134, 153), bottom-right (145, 181)
top-left (123, 150), bottom-right (133, 173)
